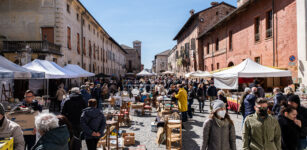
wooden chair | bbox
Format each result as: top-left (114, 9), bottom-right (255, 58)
top-left (166, 120), bottom-right (182, 150)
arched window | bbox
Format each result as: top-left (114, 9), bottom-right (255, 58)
top-left (228, 62), bottom-right (234, 67)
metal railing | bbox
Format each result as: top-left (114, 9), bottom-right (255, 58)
top-left (2, 40), bottom-right (61, 55)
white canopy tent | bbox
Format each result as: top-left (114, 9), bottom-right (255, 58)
top-left (23, 59), bottom-right (80, 79)
top-left (0, 55), bottom-right (44, 79)
top-left (162, 71), bottom-right (175, 75)
top-left (136, 70), bottom-right (155, 76)
top-left (190, 71), bottom-right (212, 78)
top-left (64, 64), bottom-right (95, 77)
top-left (185, 72), bottom-right (194, 78)
top-left (213, 58), bottom-right (292, 89)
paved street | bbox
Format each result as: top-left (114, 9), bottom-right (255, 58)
top-left (82, 100), bottom-right (243, 150)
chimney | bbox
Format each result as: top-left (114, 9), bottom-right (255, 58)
top-left (190, 9), bottom-right (195, 16)
top-left (211, 2), bottom-right (219, 6)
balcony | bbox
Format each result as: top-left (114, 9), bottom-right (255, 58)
top-left (2, 40), bottom-right (62, 55)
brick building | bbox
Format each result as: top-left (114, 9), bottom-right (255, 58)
top-left (0, 0), bottom-right (127, 77)
top-left (172, 2), bottom-right (236, 77)
top-left (198, 0), bottom-right (298, 83)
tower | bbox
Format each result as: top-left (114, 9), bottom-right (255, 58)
top-left (133, 40), bottom-right (142, 59)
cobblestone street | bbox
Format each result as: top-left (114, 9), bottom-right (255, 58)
top-left (83, 100), bottom-right (243, 150)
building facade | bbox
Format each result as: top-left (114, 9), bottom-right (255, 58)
top-left (173, 2), bottom-right (236, 77)
top-left (154, 50), bottom-right (170, 74)
top-left (297, 0), bottom-right (307, 85)
top-left (168, 45), bottom-right (178, 73)
top-left (0, 0), bottom-right (126, 77)
top-left (198, 0), bottom-right (298, 83)
top-left (121, 40), bottom-right (142, 74)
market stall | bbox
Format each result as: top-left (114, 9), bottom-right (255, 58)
top-left (23, 59), bottom-right (80, 79)
top-left (136, 70), bottom-right (155, 77)
top-left (189, 70), bottom-right (212, 78)
top-left (64, 64), bottom-right (95, 77)
top-left (213, 58), bottom-right (292, 112)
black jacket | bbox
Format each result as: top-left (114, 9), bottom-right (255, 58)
top-left (80, 107), bottom-right (106, 139)
top-left (32, 126), bottom-right (70, 150)
top-left (62, 93), bottom-right (87, 125)
top-left (272, 93), bottom-right (287, 115)
top-left (278, 115), bottom-right (300, 150)
top-left (187, 88), bottom-right (196, 101)
top-left (207, 86), bottom-right (217, 97)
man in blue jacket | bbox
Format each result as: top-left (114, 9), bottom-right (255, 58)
top-left (243, 87), bottom-right (258, 119)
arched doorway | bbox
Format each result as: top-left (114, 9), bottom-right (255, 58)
top-left (228, 62), bottom-right (234, 67)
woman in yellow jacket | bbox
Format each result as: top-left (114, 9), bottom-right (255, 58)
top-left (174, 84), bottom-right (188, 122)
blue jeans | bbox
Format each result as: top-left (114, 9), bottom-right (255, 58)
top-left (197, 97), bottom-right (205, 112)
top-left (299, 138), bottom-right (307, 150)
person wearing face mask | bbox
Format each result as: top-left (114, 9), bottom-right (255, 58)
top-left (243, 98), bottom-right (281, 150)
top-left (201, 100), bottom-right (236, 150)
top-left (287, 95), bottom-right (307, 150)
top-left (278, 106), bottom-right (301, 150)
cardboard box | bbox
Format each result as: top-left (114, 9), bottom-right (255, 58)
top-left (122, 133), bottom-right (135, 146)
top-left (6, 111), bottom-right (39, 135)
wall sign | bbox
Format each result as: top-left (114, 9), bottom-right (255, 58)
top-left (289, 55), bottom-right (296, 62)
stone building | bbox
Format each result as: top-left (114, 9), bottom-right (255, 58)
top-left (154, 50), bottom-right (170, 74)
top-left (198, 0), bottom-right (298, 84)
top-left (173, 2), bottom-right (236, 76)
top-left (168, 45), bottom-right (178, 73)
top-left (0, 0), bottom-right (126, 77)
top-left (297, 0), bottom-right (307, 85)
top-left (121, 40), bottom-right (142, 74)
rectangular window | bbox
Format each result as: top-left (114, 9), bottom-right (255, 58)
top-left (211, 64), bottom-right (214, 71)
top-left (66, 4), bottom-right (70, 13)
top-left (254, 17), bottom-right (260, 41)
top-left (215, 38), bottom-right (219, 51)
top-left (266, 10), bottom-right (273, 38)
top-left (88, 24), bottom-right (91, 30)
top-left (89, 40), bottom-right (91, 57)
top-left (229, 31), bottom-right (233, 51)
top-left (77, 33), bottom-right (80, 54)
top-left (255, 57), bottom-right (261, 64)
top-left (207, 43), bottom-right (210, 54)
top-left (76, 13), bottom-right (79, 21)
top-left (191, 38), bottom-right (196, 50)
top-left (83, 37), bottom-right (86, 55)
top-left (93, 44), bottom-right (96, 59)
top-left (67, 27), bottom-right (71, 49)
top-left (217, 63), bottom-right (220, 69)
top-left (185, 43), bottom-right (189, 56)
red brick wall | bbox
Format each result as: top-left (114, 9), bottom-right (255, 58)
top-left (200, 0), bottom-right (297, 82)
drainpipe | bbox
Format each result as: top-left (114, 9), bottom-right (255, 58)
top-left (272, 0), bottom-right (275, 67)
top-left (81, 12), bottom-right (85, 68)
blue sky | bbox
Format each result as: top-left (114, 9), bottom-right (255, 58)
top-left (79, 0), bottom-right (237, 69)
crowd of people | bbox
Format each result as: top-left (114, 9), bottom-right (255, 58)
top-left (0, 76), bottom-right (307, 150)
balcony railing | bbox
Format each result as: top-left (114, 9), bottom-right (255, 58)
top-left (2, 40), bottom-right (62, 55)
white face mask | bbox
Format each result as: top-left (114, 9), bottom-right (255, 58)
top-left (217, 110), bottom-right (226, 118)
